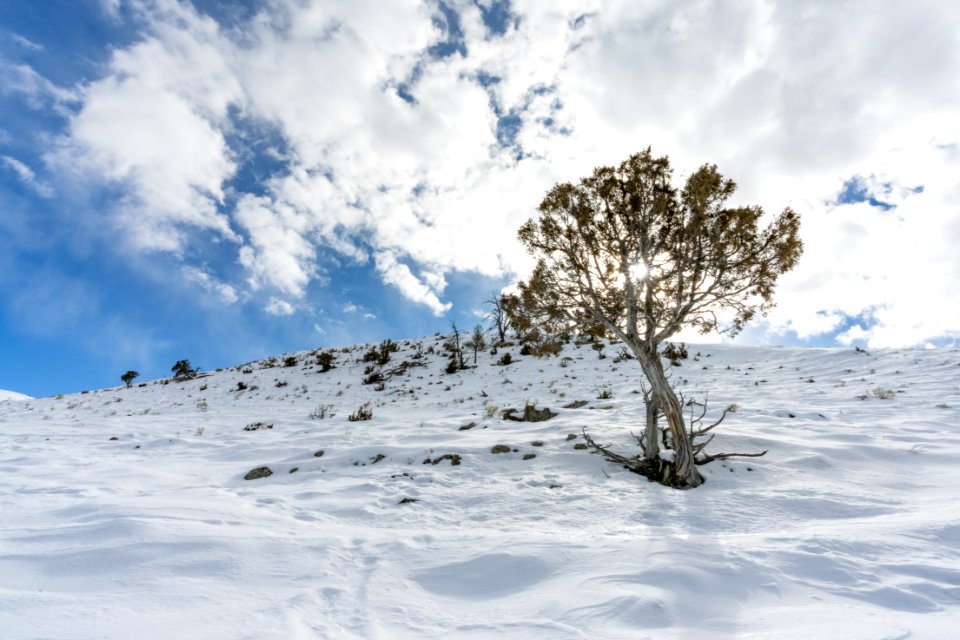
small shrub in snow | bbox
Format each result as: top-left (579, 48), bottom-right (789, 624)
top-left (363, 339), bottom-right (400, 365)
top-left (283, 355), bottom-right (298, 367)
top-left (502, 403), bottom-right (557, 422)
top-left (662, 342), bottom-right (688, 366)
top-left (310, 404), bottom-right (334, 419)
top-left (423, 453), bottom-right (462, 465)
top-left (348, 403), bottom-right (373, 422)
top-left (870, 386), bottom-right (896, 400)
top-left (497, 352), bottom-right (514, 366)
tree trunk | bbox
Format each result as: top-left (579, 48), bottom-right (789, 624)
top-left (643, 395), bottom-right (660, 460)
top-left (638, 351), bottom-right (704, 488)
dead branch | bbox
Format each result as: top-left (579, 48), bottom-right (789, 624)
top-left (695, 450), bottom-right (768, 465)
top-left (692, 404), bottom-right (733, 437)
top-left (691, 433), bottom-right (715, 455)
top-left (582, 429), bottom-right (632, 464)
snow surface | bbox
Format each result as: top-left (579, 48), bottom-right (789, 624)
top-left (2, 338), bottom-right (959, 639)
top-left (0, 389), bottom-right (31, 402)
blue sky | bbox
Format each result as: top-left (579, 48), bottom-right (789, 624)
top-left (2, 0), bottom-right (958, 397)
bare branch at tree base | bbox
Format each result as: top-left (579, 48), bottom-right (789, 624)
top-left (581, 429), bottom-right (768, 487)
top-left (695, 450), bottom-right (768, 465)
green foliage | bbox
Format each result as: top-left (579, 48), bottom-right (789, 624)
top-left (171, 359), bottom-right (196, 380)
top-left (317, 351), bottom-right (335, 372)
top-left (363, 370), bottom-right (384, 385)
top-left (363, 339), bottom-right (399, 366)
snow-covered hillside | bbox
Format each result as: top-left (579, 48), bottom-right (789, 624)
top-left (0, 388), bottom-right (31, 402)
top-left (2, 338), bottom-right (959, 639)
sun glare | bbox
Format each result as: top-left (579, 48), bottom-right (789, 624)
top-left (629, 262), bottom-right (648, 280)
top-left (614, 261), bottom-right (649, 288)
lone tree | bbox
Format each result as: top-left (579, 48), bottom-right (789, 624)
top-left (517, 148), bottom-right (802, 488)
top-left (465, 324), bottom-right (487, 364)
top-left (171, 359), bottom-right (197, 380)
top-left (120, 370), bottom-right (140, 388)
top-left (483, 294), bottom-right (511, 345)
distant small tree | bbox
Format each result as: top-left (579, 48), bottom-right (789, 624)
top-left (317, 351), bottom-right (335, 372)
top-left (483, 293), bottom-right (511, 344)
top-left (465, 324), bottom-right (487, 364)
top-left (171, 359), bottom-right (197, 380)
top-left (443, 322), bottom-right (466, 373)
top-left (500, 292), bottom-right (531, 343)
top-left (517, 147), bottom-right (802, 488)
top-left (120, 370), bottom-right (140, 388)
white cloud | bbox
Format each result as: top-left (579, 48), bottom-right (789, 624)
top-left (10, 34), bottom-right (44, 52)
top-left (234, 194), bottom-right (318, 296)
top-left (0, 61), bottom-right (78, 111)
top-left (1, 155), bottom-right (53, 197)
top-left (180, 266), bottom-right (240, 305)
top-left (45, 0), bottom-right (960, 344)
top-left (264, 297), bottom-right (295, 316)
top-left (49, 0), bottom-right (241, 253)
top-left (374, 250), bottom-right (451, 316)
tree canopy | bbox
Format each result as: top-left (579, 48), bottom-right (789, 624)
top-left (518, 148), bottom-right (802, 347)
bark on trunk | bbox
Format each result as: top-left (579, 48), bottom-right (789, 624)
top-left (643, 395), bottom-right (660, 460)
top-left (638, 352), bottom-right (704, 488)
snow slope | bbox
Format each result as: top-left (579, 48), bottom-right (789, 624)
top-left (1, 338), bottom-right (959, 639)
top-left (0, 389), bottom-right (31, 402)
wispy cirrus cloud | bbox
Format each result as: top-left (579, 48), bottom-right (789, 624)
top-left (1, 155), bottom-right (53, 197)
